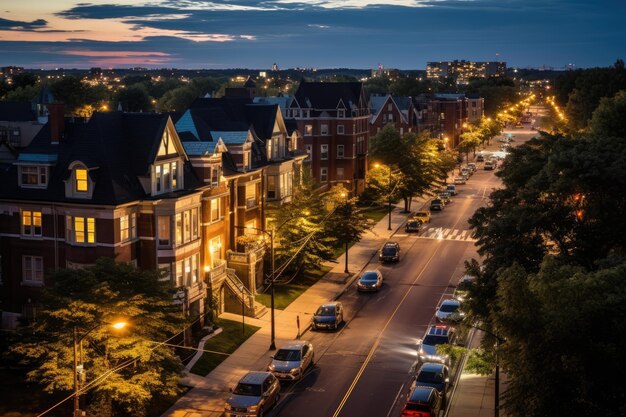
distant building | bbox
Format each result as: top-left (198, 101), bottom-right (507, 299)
top-left (0, 66), bottom-right (24, 76)
top-left (90, 67), bottom-right (103, 77)
top-left (427, 60), bottom-right (506, 84)
top-left (272, 63), bottom-right (279, 71)
top-left (371, 65), bottom-right (400, 79)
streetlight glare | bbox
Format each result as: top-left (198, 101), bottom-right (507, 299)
top-left (111, 321), bottom-right (128, 330)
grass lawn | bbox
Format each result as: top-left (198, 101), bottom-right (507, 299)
top-left (255, 265), bottom-right (332, 310)
top-left (361, 204), bottom-right (390, 224)
top-left (189, 318), bottom-right (260, 376)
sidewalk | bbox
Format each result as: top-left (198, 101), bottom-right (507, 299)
top-left (447, 330), bottom-right (507, 417)
top-left (162, 197), bottom-right (426, 417)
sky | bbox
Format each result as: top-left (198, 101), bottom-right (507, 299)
top-left (0, 0), bottom-right (624, 70)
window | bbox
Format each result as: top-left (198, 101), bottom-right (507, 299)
top-left (337, 167), bottom-right (344, 180)
top-left (20, 166), bottom-right (47, 187)
top-left (338, 109), bottom-right (345, 118)
top-left (320, 167), bottom-right (328, 182)
top-left (22, 256), bottom-right (43, 285)
top-left (305, 145), bottom-right (312, 161)
top-left (22, 210), bottom-right (42, 237)
top-left (175, 261), bottom-right (184, 287)
top-left (67, 216), bottom-right (95, 244)
top-left (154, 161), bottom-right (180, 194)
top-left (174, 208), bottom-right (199, 246)
top-left (305, 125), bottom-right (313, 136)
top-left (210, 166), bottom-right (220, 187)
top-left (320, 124), bottom-right (329, 135)
top-left (118, 213), bottom-right (136, 242)
top-left (320, 144), bottom-right (328, 160)
top-left (243, 151), bottom-right (250, 170)
top-left (158, 263), bottom-right (171, 282)
top-left (337, 125), bottom-right (344, 134)
top-left (210, 198), bottom-right (221, 221)
top-left (75, 168), bottom-right (88, 192)
top-left (267, 138), bottom-right (273, 161)
top-left (388, 103), bottom-right (393, 111)
top-left (267, 176), bottom-right (276, 199)
top-left (337, 145), bottom-right (345, 159)
top-left (246, 183), bottom-right (257, 208)
top-left (158, 215), bottom-right (170, 246)
top-left (175, 253), bottom-right (199, 287)
top-left (210, 237), bottom-right (222, 267)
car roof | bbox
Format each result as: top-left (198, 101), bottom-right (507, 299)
top-left (440, 299), bottom-right (460, 307)
top-left (384, 241), bottom-right (399, 247)
top-left (361, 270), bottom-right (380, 276)
top-left (408, 386), bottom-right (435, 403)
top-left (426, 324), bottom-right (452, 337)
top-left (239, 372), bottom-right (272, 384)
top-left (418, 362), bottom-right (447, 373)
top-left (319, 302), bottom-right (340, 308)
top-left (279, 340), bottom-right (309, 350)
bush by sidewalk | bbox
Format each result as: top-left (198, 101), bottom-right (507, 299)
top-left (189, 318), bottom-right (260, 376)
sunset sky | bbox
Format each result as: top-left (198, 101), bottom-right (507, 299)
top-left (1, 0), bottom-right (624, 69)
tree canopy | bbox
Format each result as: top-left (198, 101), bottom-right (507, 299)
top-left (7, 258), bottom-right (185, 417)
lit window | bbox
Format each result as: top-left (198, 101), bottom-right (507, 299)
top-left (211, 198), bottom-right (221, 221)
top-left (75, 168), bottom-right (88, 192)
top-left (158, 215), bottom-right (170, 246)
top-left (22, 256), bottom-right (43, 285)
top-left (305, 125), bottom-right (313, 136)
top-left (210, 237), bottom-right (222, 267)
top-left (120, 215), bottom-right (129, 241)
top-left (175, 213), bottom-right (183, 245)
top-left (22, 210), bottom-right (42, 237)
top-left (66, 216), bottom-right (96, 244)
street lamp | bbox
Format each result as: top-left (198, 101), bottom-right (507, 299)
top-left (73, 320), bottom-right (128, 417)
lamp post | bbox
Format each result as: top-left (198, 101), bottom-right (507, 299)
top-left (471, 325), bottom-right (504, 417)
top-left (73, 320), bottom-right (127, 417)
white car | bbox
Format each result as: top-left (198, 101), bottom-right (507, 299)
top-left (435, 299), bottom-right (464, 323)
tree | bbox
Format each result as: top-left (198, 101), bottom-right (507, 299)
top-left (11, 72), bottom-right (39, 90)
top-left (458, 126), bottom-right (483, 160)
top-left (116, 85), bottom-right (152, 112)
top-left (50, 76), bottom-right (89, 111)
top-left (7, 258), bottom-right (185, 416)
top-left (157, 86), bottom-right (199, 112)
top-left (589, 90), bottom-right (626, 138)
top-left (1, 84), bottom-right (40, 102)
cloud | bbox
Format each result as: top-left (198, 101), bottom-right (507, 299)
top-left (308, 24), bottom-right (331, 29)
top-left (0, 17), bottom-right (48, 31)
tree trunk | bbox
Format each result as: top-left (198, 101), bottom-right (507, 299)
top-left (404, 197), bottom-right (410, 212)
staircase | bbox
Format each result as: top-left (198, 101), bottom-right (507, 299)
top-left (223, 268), bottom-right (268, 319)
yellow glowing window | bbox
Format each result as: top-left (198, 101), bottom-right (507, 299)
top-left (75, 168), bottom-right (88, 192)
top-left (75, 217), bottom-right (85, 243)
top-left (87, 218), bottom-right (95, 243)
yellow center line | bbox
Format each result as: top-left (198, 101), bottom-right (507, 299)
top-left (331, 244), bottom-right (442, 417)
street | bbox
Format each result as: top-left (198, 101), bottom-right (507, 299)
top-left (265, 129), bottom-right (535, 417)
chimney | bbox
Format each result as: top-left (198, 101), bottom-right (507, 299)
top-left (48, 102), bottom-right (66, 144)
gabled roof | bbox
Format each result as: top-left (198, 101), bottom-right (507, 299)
top-left (252, 95), bottom-right (293, 111)
top-left (210, 131), bottom-right (250, 145)
top-left (369, 95), bottom-right (410, 124)
top-left (0, 112), bottom-right (202, 205)
top-left (293, 80), bottom-right (366, 110)
top-left (0, 102), bottom-right (37, 122)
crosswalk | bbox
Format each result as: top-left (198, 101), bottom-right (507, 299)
top-left (395, 226), bottom-right (477, 242)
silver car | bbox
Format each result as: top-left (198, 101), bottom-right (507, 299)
top-left (435, 299), bottom-right (464, 323)
top-left (268, 340), bottom-right (314, 381)
top-left (225, 371), bottom-right (280, 417)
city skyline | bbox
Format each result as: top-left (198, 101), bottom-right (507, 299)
top-left (0, 0), bottom-right (624, 70)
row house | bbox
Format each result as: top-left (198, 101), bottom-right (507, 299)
top-left (174, 95), bottom-right (306, 313)
top-left (0, 102), bottom-right (47, 163)
top-left (369, 95), bottom-right (413, 137)
top-left (287, 81), bottom-right (369, 196)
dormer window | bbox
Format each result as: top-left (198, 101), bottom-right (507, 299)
top-left (19, 166), bottom-right (48, 188)
top-left (75, 168), bottom-right (88, 192)
top-left (153, 160), bottom-right (180, 195)
top-left (338, 109), bottom-right (345, 118)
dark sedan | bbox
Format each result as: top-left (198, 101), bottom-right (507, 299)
top-left (379, 242), bottom-right (400, 263)
top-left (405, 219), bottom-right (422, 233)
top-left (357, 270), bottom-right (383, 292)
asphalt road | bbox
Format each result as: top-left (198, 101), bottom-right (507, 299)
top-left (267, 126), bottom-right (538, 417)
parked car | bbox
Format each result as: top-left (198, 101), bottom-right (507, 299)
top-left (268, 340), bottom-right (314, 381)
top-left (225, 372), bottom-right (280, 417)
top-left (412, 362), bottom-right (450, 398)
top-left (454, 274), bottom-right (477, 302)
top-left (412, 210), bottom-right (431, 224)
top-left (405, 219), bottom-right (423, 233)
top-left (476, 154), bottom-right (485, 162)
top-left (357, 270), bottom-right (384, 292)
top-left (379, 241), bottom-right (401, 263)
top-left (438, 192), bottom-right (451, 205)
top-left (446, 184), bottom-right (457, 196)
top-left (400, 385), bottom-right (443, 417)
top-left (435, 299), bottom-right (464, 323)
top-left (312, 302), bottom-right (344, 330)
top-left (453, 176), bottom-right (466, 185)
top-left (418, 324), bottom-right (456, 365)
top-left (484, 161), bottom-right (494, 170)
top-left (461, 168), bottom-right (471, 178)
top-left (430, 198), bottom-right (443, 211)
top-left (467, 162), bottom-right (477, 172)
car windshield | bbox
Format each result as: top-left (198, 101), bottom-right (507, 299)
top-left (447, 186), bottom-right (454, 190)
top-left (405, 403), bottom-right (430, 412)
top-left (274, 349), bottom-right (301, 361)
top-left (233, 382), bottom-right (262, 396)
top-left (423, 335), bottom-right (448, 345)
top-left (440, 304), bottom-right (459, 313)
top-left (382, 247), bottom-right (397, 255)
top-left (415, 212), bottom-right (427, 217)
top-left (316, 306), bottom-right (335, 316)
top-left (360, 272), bottom-right (379, 282)
top-left (417, 371), bottom-right (443, 383)
top-left (407, 221), bottom-right (419, 227)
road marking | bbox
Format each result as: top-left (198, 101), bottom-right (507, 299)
top-left (416, 227), bottom-right (477, 242)
top-left (331, 243), bottom-right (442, 417)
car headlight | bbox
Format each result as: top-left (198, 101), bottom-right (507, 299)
top-left (268, 363), bottom-right (275, 371)
top-left (290, 367), bottom-right (301, 374)
top-left (248, 405), bottom-right (259, 412)
top-left (224, 403), bottom-right (232, 411)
